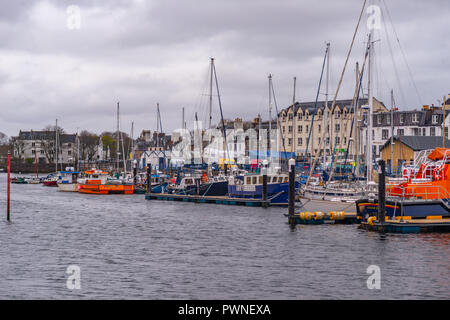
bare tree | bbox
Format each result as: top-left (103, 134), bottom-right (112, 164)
top-left (79, 130), bottom-right (100, 161)
top-left (10, 136), bottom-right (25, 160)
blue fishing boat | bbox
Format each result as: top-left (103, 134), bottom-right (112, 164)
top-left (227, 173), bottom-right (299, 205)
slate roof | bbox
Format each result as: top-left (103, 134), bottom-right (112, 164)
top-left (279, 98), bottom-right (372, 116)
top-left (18, 131), bottom-right (76, 143)
top-left (372, 109), bottom-right (443, 127)
top-left (380, 135), bottom-right (450, 152)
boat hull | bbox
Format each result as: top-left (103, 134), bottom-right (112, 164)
top-left (78, 183), bottom-right (134, 194)
top-left (356, 198), bottom-right (450, 220)
top-left (57, 183), bottom-right (78, 192)
top-left (168, 181), bottom-right (228, 196)
top-left (227, 182), bottom-right (290, 204)
top-left (43, 180), bottom-right (57, 187)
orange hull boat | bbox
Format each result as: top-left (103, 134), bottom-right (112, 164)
top-left (78, 183), bottom-right (134, 194)
top-left (77, 170), bottom-right (134, 195)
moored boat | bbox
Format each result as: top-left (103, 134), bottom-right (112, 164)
top-left (357, 147), bottom-right (450, 221)
top-left (228, 172), bottom-right (299, 205)
top-left (78, 169), bottom-right (133, 194)
top-left (42, 173), bottom-right (58, 187)
top-left (57, 167), bottom-right (80, 192)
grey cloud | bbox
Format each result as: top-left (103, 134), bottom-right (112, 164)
top-left (0, 0), bottom-right (449, 137)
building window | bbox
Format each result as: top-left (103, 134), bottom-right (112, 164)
top-left (298, 138), bottom-right (302, 146)
top-left (40, 150), bottom-right (44, 155)
top-left (68, 150), bottom-right (72, 155)
top-left (412, 113), bottom-right (419, 123)
top-left (377, 115), bottom-right (382, 125)
top-left (400, 114), bottom-right (405, 124)
top-left (31, 142), bottom-right (35, 147)
top-left (289, 113), bottom-right (293, 120)
top-left (68, 143), bottom-right (72, 148)
top-left (298, 113), bottom-right (302, 120)
top-left (288, 126), bottom-right (293, 133)
top-left (382, 129), bottom-right (389, 140)
top-left (397, 128), bottom-right (404, 136)
top-left (422, 128), bottom-right (426, 136)
top-left (335, 137), bottom-right (340, 145)
top-left (431, 127), bottom-right (436, 136)
top-left (335, 124), bottom-right (340, 132)
top-left (432, 114), bottom-right (438, 124)
top-left (288, 138), bottom-right (292, 146)
top-left (386, 114), bottom-right (391, 125)
top-left (32, 150), bottom-right (35, 154)
top-left (335, 111), bottom-right (341, 119)
top-left (318, 125), bottom-right (321, 133)
top-left (282, 126), bottom-right (285, 133)
top-left (306, 125), bottom-right (309, 133)
top-left (413, 128), bottom-right (419, 136)
top-left (298, 125), bottom-right (302, 133)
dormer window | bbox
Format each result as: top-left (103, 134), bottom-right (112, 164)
top-left (432, 114), bottom-right (438, 124)
top-left (298, 112), bottom-right (302, 120)
top-left (399, 114), bottom-right (405, 124)
top-left (412, 113), bottom-right (419, 123)
top-left (377, 115), bottom-right (382, 125)
top-left (335, 110), bottom-right (341, 119)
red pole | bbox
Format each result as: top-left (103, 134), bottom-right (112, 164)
top-left (7, 151), bottom-right (10, 221)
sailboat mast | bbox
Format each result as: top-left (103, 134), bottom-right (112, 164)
top-left (131, 121), bottom-right (134, 161)
top-left (323, 42), bottom-right (330, 165)
top-left (117, 101), bottom-right (120, 173)
top-left (291, 77), bottom-right (296, 159)
top-left (55, 118), bottom-right (58, 173)
top-left (156, 103), bottom-right (160, 149)
top-left (390, 89), bottom-right (395, 173)
top-left (367, 31), bottom-right (374, 182)
top-left (268, 74), bottom-right (272, 165)
top-left (209, 58), bottom-right (214, 129)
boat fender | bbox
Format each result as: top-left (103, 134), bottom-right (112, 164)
top-left (314, 211), bottom-right (324, 220)
top-left (367, 216), bottom-right (376, 225)
top-left (329, 211), bottom-right (336, 220)
top-left (299, 212), bottom-right (313, 220)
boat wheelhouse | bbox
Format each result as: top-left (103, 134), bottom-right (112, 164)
top-left (57, 167), bottom-right (80, 192)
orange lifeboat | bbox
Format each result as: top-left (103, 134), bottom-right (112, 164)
top-left (78, 170), bottom-right (134, 195)
top-left (386, 148), bottom-right (450, 200)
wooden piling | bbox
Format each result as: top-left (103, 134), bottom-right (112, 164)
top-left (377, 160), bottom-right (386, 223)
top-left (133, 160), bottom-right (137, 185)
top-left (146, 164), bottom-right (151, 193)
top-left (288, 158), bottom-right (295, 217)
top-left (262, 167), bottom-right (268, 208)
top-left (7, 151), bottom-right (10, 221)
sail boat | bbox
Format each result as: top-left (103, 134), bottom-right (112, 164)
top-left (77, 102), bottom-right (134, 194)
top-left (227, 74), bottom-right (300, 205)
top-left (300, 40), bottom-right (375, 202)
top-left (167, 58), bottom-right (229, 196)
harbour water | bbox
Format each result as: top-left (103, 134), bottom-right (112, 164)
top-left (0, 173), bottom-right (448, 299)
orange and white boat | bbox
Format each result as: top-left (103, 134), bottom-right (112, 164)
top-left (78, 169), bottom-right (134, 195)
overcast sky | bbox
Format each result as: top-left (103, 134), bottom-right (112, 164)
top-left (0, 0), bottom-right (448, 138)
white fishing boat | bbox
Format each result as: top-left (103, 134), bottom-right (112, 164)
top-left (57, 167), bottom-right (80, 192)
